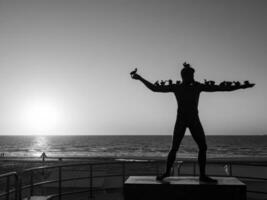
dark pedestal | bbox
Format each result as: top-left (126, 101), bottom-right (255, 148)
top-left (124, 176), bottom-right (246, 200)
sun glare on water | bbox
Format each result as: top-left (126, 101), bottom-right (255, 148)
top-left (19, 97), bottom-right (63, 134)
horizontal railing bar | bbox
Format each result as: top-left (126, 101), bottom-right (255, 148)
top-left (0, 172), bottom-right (17, 179)
top-left (22, 174), bottom-right (124, 189)
top-left (58, 174), bottom-right (120, 182)
top-left (22, 160), bottom-right (169, 173)
top-left (21, 160), bottom-right (267, 175)
top-left (48, 187), bottom-right (113, 200)
top-left (181, 161), bottom-right (267, 167)
top-left (23, 162), bottom-right (116, 172)
top-left (0, 188), bottom-right (16, 197)
top-left (49, 187), bottom-right (122, 200)
top-left (48, 189), bottom-right (91, 199)
top-left (19, 172), bottom-right (160, 191)
top-left (21, 173), bottom-right (125, 189)
top-left (21, 179), bottom-right (58, 189)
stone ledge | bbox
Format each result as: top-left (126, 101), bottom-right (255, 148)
top-left (124, 176), bottom-right (246, 200)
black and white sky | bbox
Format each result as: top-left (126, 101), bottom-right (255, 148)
top-left (0, 0), bottom-right (266, 135)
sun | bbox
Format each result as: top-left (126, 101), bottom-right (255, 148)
top-left (20, 97), bottom-right (62, 134)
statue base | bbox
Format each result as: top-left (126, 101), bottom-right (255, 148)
top-left (124, 176), bottom-right (246, 200)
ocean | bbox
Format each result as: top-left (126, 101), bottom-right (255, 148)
top-left (0, 135), bottom-right (266, 159)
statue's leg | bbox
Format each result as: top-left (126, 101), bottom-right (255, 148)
top-left (189, 118), bottom-right (217, 183)
top-left (189, 119), bottom-right (207, 177)
top-left (157, 119), bottom-right (186, 180)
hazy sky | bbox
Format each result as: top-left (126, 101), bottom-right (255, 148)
top-left (0, 0), bottom-right (266, 135)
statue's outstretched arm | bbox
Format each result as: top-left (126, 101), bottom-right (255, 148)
top-left (139, 77), bottom-right (173, 92)
top-left (130, 70), bottom-right (173, 93)
top-left (201, 83), bottom-right (255, 92)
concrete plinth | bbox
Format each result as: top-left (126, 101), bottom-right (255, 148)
top-left (124, 176), bottom-right (246, 200)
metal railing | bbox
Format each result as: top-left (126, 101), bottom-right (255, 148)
top-left (19, 160), bottom-right (175, 200)
top-left (0, 159), bottom-right (266, 200)
top-left (177, 160), bottom-right (267, 196)
top-left (0, 171), bottom-right (18, 200)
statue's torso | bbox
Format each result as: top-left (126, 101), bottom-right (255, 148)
top-left (173, 82), bottom-right (201, 117)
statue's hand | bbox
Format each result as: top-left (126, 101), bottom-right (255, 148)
top-left (131, 73), bottom-right (142, 80)
top-left (241, 83), bottom-right (255, 89)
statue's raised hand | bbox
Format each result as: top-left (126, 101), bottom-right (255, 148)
top-left (130, 68), bottom-right (141, 80)
top-left (131, 73), bottom-right (142, 80)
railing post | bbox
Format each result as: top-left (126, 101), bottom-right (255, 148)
top-left (58, 166), bottom-right (62, 200)
top-left (89, 165), bottom-right (93, 199)
top-left (229, 163), bottom-right (233, 176)
top-left (177, 161), bottom-right (183, 176)
top-left (30, 171), bottom-right (34, 196)
top-left (6, 175), bottom-right (9, 200)
top-left (122, 162), bottom-right (126, 185)
top-left (156, 161), bottom-right (160, 176)
top-left (18, 175), bottom-right (22, 200)
top-left (193, 162), bottom-right (196, 176)
top-left (14, 174), bottom-right (18, 200)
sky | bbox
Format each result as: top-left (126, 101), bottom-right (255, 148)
top-left (0, 0), bottom-right (266, 135)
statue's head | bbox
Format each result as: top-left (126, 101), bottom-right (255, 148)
top-left (181, 62), bottom-right (195, 83)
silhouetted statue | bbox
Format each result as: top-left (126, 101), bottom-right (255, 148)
top-left (130, 62), bottom-right (255, 183)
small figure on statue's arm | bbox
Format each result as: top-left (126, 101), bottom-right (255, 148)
top-left (210, 81), bottom-right (215, 86)
top-left (160, 80), bottom-right (166, 86)
top-left (130, 63), bottom-right (255, 183)
top-left (154, 81), bottom-right (160, 86)
top-left (244, 80), bottom-right (249, 86)
top-left (204, 79), bottom-right (215, 86)
top-left (234, 81), bottom-right (241, 87)
top-left (244, 80), bottom-right (252, 87)
top-left (218, 80), bottom-right (254, 90)
top-left (219, 81), bottom-right (226, 87)
top-left (241, 81), bottom-right (254, 88)
top-left (226, 81), bottom-right (232, 87)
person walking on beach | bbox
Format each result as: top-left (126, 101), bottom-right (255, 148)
top-left (130, 62), bottom-right (254, 183)
top-left (40, 152), bottom-right (47, 162)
